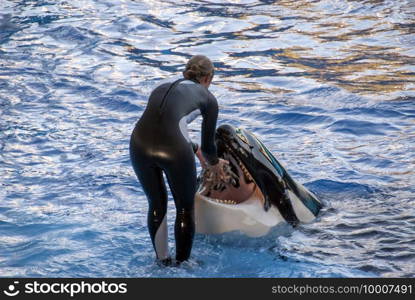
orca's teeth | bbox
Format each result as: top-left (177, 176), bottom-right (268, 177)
top-left (235, 157), bottom-right (252, 182)
top-left (205, 197), bottom-right (238, 205)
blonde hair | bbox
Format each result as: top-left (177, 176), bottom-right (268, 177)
top-left (183, 55), bottom-right (214, 82)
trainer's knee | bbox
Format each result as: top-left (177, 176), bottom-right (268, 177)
top-left (148, 207), bottom-right (167, 235)
top-left (176, 208), bottom-right (194, 229)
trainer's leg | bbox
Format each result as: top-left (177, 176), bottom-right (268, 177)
top-left (164, 154), bottom-right (197, 263)
top-left (130, 151), bottom-right (170, 262)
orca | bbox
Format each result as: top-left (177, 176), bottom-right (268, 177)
top-left (195, 124), bottom-right (323, 237)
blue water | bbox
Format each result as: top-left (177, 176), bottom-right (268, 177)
top-left (1, 0), bottom-right (414, 278)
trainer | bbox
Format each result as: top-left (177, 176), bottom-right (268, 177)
top-left (129, 55), bottom-right (228, 265)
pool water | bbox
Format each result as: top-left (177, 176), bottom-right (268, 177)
top-left (0, 0), bottom-right (414, 277)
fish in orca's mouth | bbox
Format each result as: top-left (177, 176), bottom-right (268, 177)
top-left (197, 126), bottom-right (265, 206)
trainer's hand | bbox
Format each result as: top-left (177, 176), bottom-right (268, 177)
top-left (208, 158), bottom-right (232, 183)
top-left (201, 158), bottom-right (239, 191)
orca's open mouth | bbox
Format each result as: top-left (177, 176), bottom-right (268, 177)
top-left (197, 138), bottom-right (265, 205)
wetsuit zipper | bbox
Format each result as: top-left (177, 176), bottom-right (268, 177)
top-left (158, 78), bottom-right (186, 118)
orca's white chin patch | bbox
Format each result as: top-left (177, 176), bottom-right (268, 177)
top-left (195, 190), bottom-right (285, 237)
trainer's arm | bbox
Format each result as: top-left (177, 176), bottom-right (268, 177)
top-left (200, 92), bottom-right (219, 165)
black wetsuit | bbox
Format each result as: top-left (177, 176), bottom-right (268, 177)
top-left (129, 78), bottom-right (219, 263)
